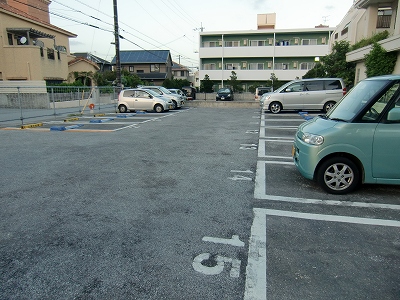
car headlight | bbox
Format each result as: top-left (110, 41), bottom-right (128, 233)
top-left (301, 133), bottom-right (324, 145)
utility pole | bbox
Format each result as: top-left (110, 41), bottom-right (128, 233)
top-left (113, 0), bottom-right (121, 89)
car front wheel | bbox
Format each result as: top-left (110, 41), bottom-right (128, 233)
top-left (118, 104), bottom-right (128, 113)
top-left (154, 104), bottom-right (164, 113)
top-left (269, 102), bottom-right (282, 114)
top-left (316, 157), bottom-right (360, 194)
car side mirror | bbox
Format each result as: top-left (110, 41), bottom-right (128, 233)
top-left (387, 107), bottom-right (400, 122)
top-left (285, 88), bottom-right (292, 92)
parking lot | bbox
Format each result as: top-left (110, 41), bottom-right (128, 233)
top-left (0, 107), bottom-right (189, 132)
top-left (0, 106), bottom-right (399, 299)
top-left (250, 111), bottom-right (400, 300)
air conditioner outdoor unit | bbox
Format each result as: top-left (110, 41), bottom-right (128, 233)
top-left (293, 62), bottom-right (298, 68)
top-left (243, 39), bottom-right (247, 46)
top-left (218, 40), bottom-right (222, 46)
top-left (243, 62), bottom-right (247, 68)
top-left (322, 37), bottom-right (326, 44)
top-left (267, 62), bottom-right (272, 68)
top-left (218, 62), bottom-right (222, 68)
top-left (268, 38), bottom-right (273, 45)
top-left (294, 38), bottom-right (299, 44)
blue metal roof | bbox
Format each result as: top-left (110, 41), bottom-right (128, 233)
top-left (111, 50), bottom-right (170, 64)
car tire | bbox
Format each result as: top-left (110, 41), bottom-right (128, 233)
top-left (171, 101), bottom-right (177, 110)
top-left (154, 104), bottom-right (164, 113)
top-left (323, 101), bottom-right (336, 113)
top-left (118, 104), bottom-right (128, 113)
top-left (269, 102), bottom-right (282, 114)
top-left (316, 157), bottom-right (360, 194)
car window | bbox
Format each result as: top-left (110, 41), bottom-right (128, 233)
top-left (136, 90), bottom-right (151, 98)
top-left (305, 81), bottom-right (324, 91)
top-left (284, 82), bottom-right (304, 92)
top-left (325, 80), bottom-right (342, 90)
top-left (149, 88), bottom-right (162, 95)
top-left (327, 79), bottom-right (388, 121)
top-left (123, 90), bottom-right (135, 97)
top-left (361, 83), bottom-right (400, 122)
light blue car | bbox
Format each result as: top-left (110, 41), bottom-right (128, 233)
top-left (293, 75), bottom-right (400, 194)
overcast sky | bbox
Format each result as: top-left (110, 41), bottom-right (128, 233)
top-left (49, 0), bottom-right (355, 68)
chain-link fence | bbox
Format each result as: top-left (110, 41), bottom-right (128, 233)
top-left (0, 85), bottom-right (119, 126)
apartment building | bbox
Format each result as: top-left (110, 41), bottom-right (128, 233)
top-left (0, 0), bottom-right (76, 83)
top-left (198, 14), bottom-right (334, 91)
top-left (332, 0), bottom-right (400, 82)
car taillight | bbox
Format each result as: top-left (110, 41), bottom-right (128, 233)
top-left (343, 87), bottom-right (347, 95)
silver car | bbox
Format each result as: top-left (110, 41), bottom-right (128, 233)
top-left (169, 88), bottom-right (187, 102)
top-left (141, 86), bottom-right (184, 109)
top-left (117, 88), bottom-right (173, 113)
top-left (261, 78), bottom-right (347, 114)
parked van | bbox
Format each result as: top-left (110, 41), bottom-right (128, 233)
top-left (293, 75), bottom-right (400, 194)
top-left (261, 78), bottom-right (346, 113)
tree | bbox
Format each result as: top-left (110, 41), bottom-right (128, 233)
top-left (303, 41), bottom-right (355, 87)
top-left (225, 71), bottom-right (243, 92)
top-left (364, 42), bottom-right (397, 77)
top-left (200, 74), bottom-right (214, 92)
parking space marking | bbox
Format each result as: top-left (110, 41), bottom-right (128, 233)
top-left (244, 208), bottom-right (267, 300)
top-left (262, 208), bottom-right (400, 227)
top-left (254, 161), bottom-right (400, 210)
top-left (245, 206), bottom-right (400, 299)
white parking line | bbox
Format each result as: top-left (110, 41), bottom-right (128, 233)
top-left (244, 207), bottom-right (400, 299)
top-left (255, 161), bottom-right (400, 210)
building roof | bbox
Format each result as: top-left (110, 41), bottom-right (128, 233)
top-left (0, 1), bottom-right (77, 37)
top-left (111, 50), bottom-right (171, 64)
top-left (73, 52), bottom-right (111, 64)
top-left (172, 62), bottom-right (189, 70)
top-left (68, 57), bottom-right (100, 70)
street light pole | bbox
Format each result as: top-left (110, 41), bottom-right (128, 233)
top-left (113, 0), bottom-right (121, 89)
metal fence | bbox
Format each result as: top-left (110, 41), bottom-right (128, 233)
top-left (0, 86), bottom-right (119, 126)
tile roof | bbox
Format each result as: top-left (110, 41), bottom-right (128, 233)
top-left (111, 50), bottom-right (171, 64)
top-left (68, 57), bottom-right (100, 70)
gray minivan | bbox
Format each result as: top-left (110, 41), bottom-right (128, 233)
top-left (261, 78), bottom-right (347, 114)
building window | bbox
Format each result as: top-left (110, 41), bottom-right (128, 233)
top-left (341, 22), bottom-right (350, 36)
top-left (248, 63), bottom-right (264, 70)
top-left (150, 64), bottom-right (160, 72)
top-left (203, 63), bottom-right (216, 70)
top-left (225, 63), bottom-right (240, 70)
top-left (137, 70), bottom-right (144, 73)
top-left (225, 41), bottom-right (239, 47)
top-left (334, 33), bottom-right (339, 39)
top-left (129, 66), bottom-right (134, 72)
top-left (300, 62), bottom-right (315, 70)
top-left (7, 33), bottom-right (13, 45)
top-left (40, 47), bottom-right (44, 57)
top-left (203, 41), bottom-right (219, 47)
top-left (377, 7), bottom-right (392, 28)
top-left (274, 63), bottom-right (290, 70)
top-left (250, 40), bottom-right (266, 46)
top-left (57, 51), bottom-right (60, 60)
top-left (47, 48), bottom-right (55, 60)
top-left (301, 39), bottom-right (317, 45)
top-left (180, 71), bottom-right (185, 76)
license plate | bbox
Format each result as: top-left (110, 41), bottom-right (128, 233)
top-left (221, 97), bottom-right (225, 100)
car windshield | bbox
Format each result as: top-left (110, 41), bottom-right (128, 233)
top-left (145, 89), bottom-right (161, 97)
top-left (218, 88), bottom-right (231, 93)
top-left (326, 79), bottom-right (389, 121)
top-left (275, 81), bottom-right (296, 93)
top-left (159, 86), bottom-right (172, 94)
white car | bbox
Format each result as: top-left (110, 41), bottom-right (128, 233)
top-left (141, 86), bottom-right (184, 109)
top-left (169, 88), bottom-right (187, 102)
top-left (117, 88), bottom-right (173, 113)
